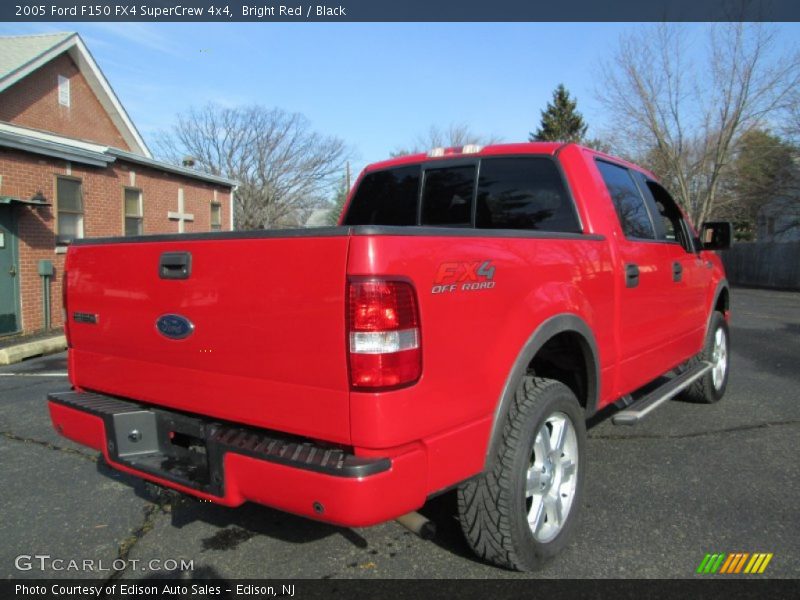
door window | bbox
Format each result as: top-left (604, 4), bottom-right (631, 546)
top-left (644, 181), bottom-right (695, 252)
top-left (596, 161), bottom-right (655, 240)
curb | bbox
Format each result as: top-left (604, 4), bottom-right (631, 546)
top-left (0, 335), bottom-right (67, 365)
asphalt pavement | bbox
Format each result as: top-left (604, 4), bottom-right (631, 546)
top-left (1, 287), bottom-right (798, 579)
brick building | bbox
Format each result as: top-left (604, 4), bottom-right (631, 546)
top-left (0, 32), bottom-right (235, 337)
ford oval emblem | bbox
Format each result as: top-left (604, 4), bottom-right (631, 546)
top-left (156, 314), bottom-right (194, 340)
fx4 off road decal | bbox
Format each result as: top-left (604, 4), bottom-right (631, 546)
top-left (432, 260), bottom-right (496, 294)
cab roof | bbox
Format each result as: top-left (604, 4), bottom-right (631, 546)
top-left (364, 141), bottom-right (658, 182)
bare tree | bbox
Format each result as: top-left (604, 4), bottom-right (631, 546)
top-left (155, 104), bottom-right (349, 229)
top-left (598, 23), bottom-right (800, 227)
top-left (390, 122), bottom-right (503, 157)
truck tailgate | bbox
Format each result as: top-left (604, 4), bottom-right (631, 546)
top-left (65, 234), bottom-right (352, 444)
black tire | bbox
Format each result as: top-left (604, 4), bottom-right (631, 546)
top-left (680, 311), bottom-right (730, 404)
top-left (457, 377), bottom-right (586, 571)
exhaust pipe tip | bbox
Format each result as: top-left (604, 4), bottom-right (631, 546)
top-left (395, 511), bottom-right (436, 540)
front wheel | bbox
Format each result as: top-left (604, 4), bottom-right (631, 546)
top-left (457, 377), bottom-right (586, 571)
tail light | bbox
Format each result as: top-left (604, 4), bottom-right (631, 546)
top-left (347, 279), bottom-right (422, 390)
top-left (62, 269), bottom-right (71, 348)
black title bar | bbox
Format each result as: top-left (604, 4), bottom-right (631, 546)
top-left (4, 0), bottom-right (800, 22)
top-left (4, 578), bottom-right (800, 600)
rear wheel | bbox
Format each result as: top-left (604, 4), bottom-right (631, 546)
top-left (681, 311), bottom-right (730, 404)
top-left (457, 377), bottom-right (586, 571)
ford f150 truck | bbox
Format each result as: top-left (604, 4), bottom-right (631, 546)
top-left (48, 142), bottom-right (732, 571)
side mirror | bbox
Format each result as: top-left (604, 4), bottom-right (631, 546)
top-left (700, 221), bottom-right (732, 251)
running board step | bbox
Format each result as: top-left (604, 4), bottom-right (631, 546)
top-left (612, 361), bottom-right (713, 426)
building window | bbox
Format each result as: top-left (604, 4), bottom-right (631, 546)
top-left (56, 177), bottom-right (83, 244)
top-left (124, 188), bottom-right (143, 236)
top-left (210, 203), bottom-right (222, 231)
top-left (58, 75), bottom-right (70, 107)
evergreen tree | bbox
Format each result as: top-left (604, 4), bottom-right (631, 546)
top-left (530, 84), bottom-right (588, 143)
top-left (728, 129), bottom-right (797, 239)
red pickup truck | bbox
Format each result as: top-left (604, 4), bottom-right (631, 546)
top-left (49, 142), bottom-right (731, 571)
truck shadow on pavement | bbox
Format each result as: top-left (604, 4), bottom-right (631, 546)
top-left (95, 454), bottom-right (491, 567)
top-left (10, 354), bottom-right (67, 373)
top-left (95, 458), bottom-right (371, 551)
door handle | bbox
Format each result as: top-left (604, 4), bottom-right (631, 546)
top-left (625, 263), bottom-right (640, 288)
top-left (672, 261), bottom-right (683, 282)
top-left (8, 265), bottom-right (16, 277)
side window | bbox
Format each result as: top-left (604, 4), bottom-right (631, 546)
top-left (124, 188), bottom-right (143, 236)
top-left (596, 160), bottom-right (655, 240)
top-left (421, 165), bottom-right (475, 226)
top-left (58, 75), bottom-right (70, 107)
top-left (56, 177), bottom-right (84, 244)
top-left (343, 166), bottom-right (420, 226)
top-left (645, 181), bottom-right (693, 251)
top-left (210, 203), bottom-right (222, 231)
top-left (476, 158), bottom-right (580, 232)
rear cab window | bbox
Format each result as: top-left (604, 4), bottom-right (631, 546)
top-left (476, 158), bottom-right (580, 232)
top-left (421, 165), bottom-right (475, 226)
top-left (343, 166), bottom-right (420, 226)
top-left (344, 156), bottom-right (581, 233)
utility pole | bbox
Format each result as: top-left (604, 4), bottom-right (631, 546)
top-left (345, 161), bottom-right (351, 192)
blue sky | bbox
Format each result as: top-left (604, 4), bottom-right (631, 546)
top-left (2, 22), bottom-right (799, 175)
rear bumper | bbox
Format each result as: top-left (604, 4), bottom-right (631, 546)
top-left (48, 390), bottom-right (428, 527)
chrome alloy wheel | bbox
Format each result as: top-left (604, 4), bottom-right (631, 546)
top-left (525, 412), bottom-right (579, 543)
top-left (711, 326), bottom-right (728, 390)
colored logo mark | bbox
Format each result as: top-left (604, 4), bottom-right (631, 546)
top-left (696, 553), bottom-right (773, 574)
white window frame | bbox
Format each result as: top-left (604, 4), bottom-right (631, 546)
top-left (124, 187), bottom-right (143, 236)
